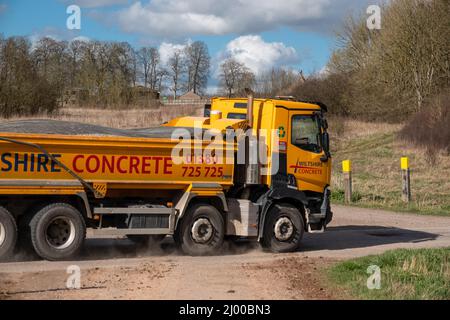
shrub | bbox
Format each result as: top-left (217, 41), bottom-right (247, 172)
top-left (399, 91), bottom-right (450, 153)
top-left (289, 72), bottom-right (351, 116)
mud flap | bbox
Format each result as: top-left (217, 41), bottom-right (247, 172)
top-left (321, 187), bottom-right (333, 226)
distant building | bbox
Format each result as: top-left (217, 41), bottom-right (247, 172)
top-left (179, 90), bottom-right (202, 100)
top-left (132, 86), bottom-right (160, 100)
top-left (161, 90), bottom-right (208, 106)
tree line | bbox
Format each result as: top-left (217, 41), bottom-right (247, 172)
top-left (290, 0), bottom-right (449, 121)
top-left (0, 36), bottom-right (211, 117)
top-left (218, 57), bottom-right (305, 98)
top-left (0, 31), bottom-right (306, 117)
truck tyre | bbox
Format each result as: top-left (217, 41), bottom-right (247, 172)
top-left (30, 203), bottom-right (86, 261)
top-left (178, 203), bottom-right (224, 256)
top-left (0, 207), bottom-right (17, 261)
top-left (262, 203), bottom-right (304, 253)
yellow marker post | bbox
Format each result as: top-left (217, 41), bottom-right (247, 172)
top-left (401, 157), bottom-right (411, 203)
top-left (401, 157), bottom-right (409, 170)
top-left (342, 160), bottom-right (351, 173)
top-left (342, 160), bottom-right (352, 203)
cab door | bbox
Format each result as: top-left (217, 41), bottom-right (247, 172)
top-left (287, 111), bottom-right (330, 193)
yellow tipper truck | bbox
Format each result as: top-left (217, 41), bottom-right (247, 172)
top-left (0, 93), bottom-right (332, 261)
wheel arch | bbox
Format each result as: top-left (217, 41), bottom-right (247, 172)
top-left (175, 193), bottom-right (228, 230)
top-left (257, 187), bottom-right (308, 240)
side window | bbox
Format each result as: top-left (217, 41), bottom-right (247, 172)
top-left (203, 104), bottom-right (211, 117)
top-left (234, 103), bottom-right (248, 109)
top-left (227, 113), bottom-right (246, 120)
top-left (291, 115), bottom-right (322, 153)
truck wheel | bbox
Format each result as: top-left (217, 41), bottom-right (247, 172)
top-left (262, 203), bottom-right (304, 253)
top-left (0, 207), bottom-right (17, 261)
top-left (30, 203), bottom-right (86, 261)
top-left (178, 203), bottom-right (224, 256)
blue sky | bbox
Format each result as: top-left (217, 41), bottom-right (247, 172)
top-left (0, 0), bottom-right (379, 91)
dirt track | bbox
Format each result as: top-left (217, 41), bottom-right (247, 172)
top-left (1, 205), bottom-right (449, 300)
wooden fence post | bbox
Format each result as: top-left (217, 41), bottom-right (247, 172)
top-left (342, 160), bottom-right (352, 204)
top-left (401, 157), bottom-right (411, 203)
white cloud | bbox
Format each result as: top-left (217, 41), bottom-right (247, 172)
top-left (71, 36), bottom-right (91, 43)
top-left (29, 26), bottom-right (81, 44)
top-left (113, 0), bottom-right (360, 37)
top-left (206, 85), bottom-right (220, 95)
top-left (62, 0), bottom-right (130, 8)
top-left (318, 65), bottom-right (330, 77)
top-left (158, 41), bottom-right (190, 65)
top-left (118, 2), bottom-right (230, 37)
top-left (115, 0), bottom-right (371, 37)
top-left (219, 35), bottom-right (299, 75)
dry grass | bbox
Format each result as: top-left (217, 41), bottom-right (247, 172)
top-left (330, 116), bottom-right (402, 141)
top-left (329, 117), bottom-right (450, 215)
top-left (1, 105), bottom-right (204, 129)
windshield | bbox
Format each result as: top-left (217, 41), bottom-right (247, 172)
top-left (291, 115), bottom-right (322, 153)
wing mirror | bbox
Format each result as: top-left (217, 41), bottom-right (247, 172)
top-left (321, 132), bottom-right (331, 162)
top-left (322, 132), bottom-right (330, 152)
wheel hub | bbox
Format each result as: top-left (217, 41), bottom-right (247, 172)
top-left (0, 221), bottom-right (5, 247)
top-left (191, 218), bottom-right (213, 244)
top-left (274, 217), bottom-right (294, 241)
top-left (45, 216), bottom-right (76, 250)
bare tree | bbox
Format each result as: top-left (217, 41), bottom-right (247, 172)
top-left (137, 47), bottom-right (151, 88)
top-left (185, 41), bottom-right (210, 94)
top-left (219, 58), bottom-right (255, 97)
top-left (148, 47), bottom-right (160, 90)
top-left (376, 0), bottom-right (450, 111)
top-left (67, 40), bottom-right (84, 87)
top-left (32, 37), bottom-right (70, 103)
top-left (168, 49), bottom-right (185, 99)
top-left (256, 68), bottom-right (305, 97)
top-left (325, 0), bottom-right (450, 118)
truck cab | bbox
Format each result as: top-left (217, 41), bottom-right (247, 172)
top-left (214, 96), bottom-right (332, 229)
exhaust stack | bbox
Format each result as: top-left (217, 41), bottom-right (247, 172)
top-left (243, 88), bottom-right (260, 185)
top-left (245, 88), bottom-right (254, 128)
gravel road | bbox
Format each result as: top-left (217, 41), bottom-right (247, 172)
top-left (1, 205), bottom-right (449, 300)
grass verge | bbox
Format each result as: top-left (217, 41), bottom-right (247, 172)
top-left (328, 248), bottom-right (450, 300)
top-left (329, 118), bottom-right (450, 216)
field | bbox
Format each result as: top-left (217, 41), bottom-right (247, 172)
top-left (328, 248), bottom-right (450, 300)
top-left (0, 105), bottom-right (204, 129)
top-left (329, 118), bottom-right (450, 216)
